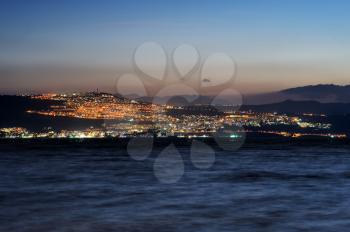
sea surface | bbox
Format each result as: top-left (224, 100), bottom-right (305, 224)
top-left (1, 143), bottom-right (350, 231)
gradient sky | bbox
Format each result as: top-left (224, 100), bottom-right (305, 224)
top-left (1, 0), bottom-right (350, 94)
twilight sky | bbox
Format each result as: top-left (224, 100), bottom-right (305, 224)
top-left (1, 0), bottom-right (350, 94)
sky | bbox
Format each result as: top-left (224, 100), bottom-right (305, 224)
top-left (0, 0), bottom-right (350, 94)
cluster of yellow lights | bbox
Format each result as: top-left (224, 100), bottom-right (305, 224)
top-left (22, 93), bottom-right (345, 139)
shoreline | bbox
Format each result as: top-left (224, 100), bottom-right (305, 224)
top-left (0, 136), bottom-right (349, 150)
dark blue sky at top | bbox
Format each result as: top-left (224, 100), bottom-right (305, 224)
top-left (1, 0), bottom-right (350, 93)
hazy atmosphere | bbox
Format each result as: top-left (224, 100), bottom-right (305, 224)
top-left (1, 0), bottom-right (350, 94)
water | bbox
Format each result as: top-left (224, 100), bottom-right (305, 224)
top-left (1, 144), bottom-right (350, 231)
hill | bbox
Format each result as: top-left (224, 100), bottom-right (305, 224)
top-left (244, 84), bottom-right (350, 104)
top-left (241, 100), bottom-right (350, 115)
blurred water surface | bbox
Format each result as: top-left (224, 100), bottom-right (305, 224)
top-left (1, 145), bottom-right (350, 231)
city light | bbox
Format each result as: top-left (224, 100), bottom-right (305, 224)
top-left (0, 92), bottom-right (346, 140)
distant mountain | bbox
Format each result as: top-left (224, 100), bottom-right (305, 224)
top-left (241, 100), bottom-right (350, 115)
top-left (133, 84), bottom-right (350, 105)
top-left (280, 84), bottom-right (350, 102)
top-left (244, 84), bottom-right (350, 104)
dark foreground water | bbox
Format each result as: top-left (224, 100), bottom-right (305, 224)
top-left (1, 144), bottom-right (350, 231)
